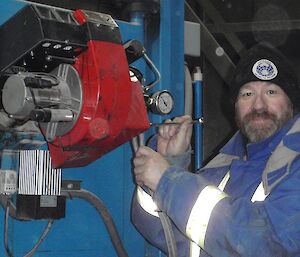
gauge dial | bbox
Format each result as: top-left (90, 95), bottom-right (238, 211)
top-left (151, 90), bottom-right (174, 115)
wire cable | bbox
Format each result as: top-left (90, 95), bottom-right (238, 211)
top-left (4, 202), bottom-right (13, 257)
top-left (23, 219), bottom-right (54, 257)
top-left (2, 196), bottom-right (54, 257)
top-left (158, 211), bottom-right (178, 257)
top-left (61, 189), bottom-right (129, 257)
top-left (0, 195), bottom-right (16, 218)
top-left (130, 133), bottom-right (178, 257)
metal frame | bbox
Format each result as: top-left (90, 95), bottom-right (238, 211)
top-left (185, 1), bottom-right (235, 86)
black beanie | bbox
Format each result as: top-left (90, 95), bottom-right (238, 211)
top-left (231, 43), bottom-right (300, 112)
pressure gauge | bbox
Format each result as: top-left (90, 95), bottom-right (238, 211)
top-left (149, 90), bottom-right (174, 115)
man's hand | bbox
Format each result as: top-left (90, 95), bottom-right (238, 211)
top-left (157, 115), bottom-right (193, 156)
top-left (133, 146), bottom-right (170, 192)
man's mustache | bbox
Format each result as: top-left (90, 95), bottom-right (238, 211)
top-left (244, 110), bottom-right (276, 121)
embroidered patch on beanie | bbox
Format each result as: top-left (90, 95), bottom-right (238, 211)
top-left (252, 59), bottom-right (278, 80)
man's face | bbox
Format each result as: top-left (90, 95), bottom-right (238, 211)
top-left (235, 81), bottom-right (293, 143)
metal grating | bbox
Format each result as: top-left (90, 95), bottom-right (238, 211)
top-left (18, 150), bottom-right (61, 195)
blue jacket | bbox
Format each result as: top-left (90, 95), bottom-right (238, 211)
top-left (131, 114), bottom-right (300, 257)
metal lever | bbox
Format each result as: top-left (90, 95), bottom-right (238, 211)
top-left (150, 118), bottom-right (203, 127)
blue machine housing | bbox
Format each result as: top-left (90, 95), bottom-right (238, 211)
top-left (0, 0), bottom-right (184, 256)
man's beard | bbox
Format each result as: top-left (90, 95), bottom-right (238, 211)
top-left (236, 107), bottom-right (293, 143)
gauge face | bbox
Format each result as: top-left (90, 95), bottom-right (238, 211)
top-left (155, 91), bottom-right (174, 115)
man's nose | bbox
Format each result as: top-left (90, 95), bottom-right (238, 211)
top-left (253, 94), bottom-right (267, 111)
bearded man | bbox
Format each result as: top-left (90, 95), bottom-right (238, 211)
top-left (131, 43), bottom-right (300, 257)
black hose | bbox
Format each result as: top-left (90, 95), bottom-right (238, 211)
top-left (61, 189), bottom-right (129, 257)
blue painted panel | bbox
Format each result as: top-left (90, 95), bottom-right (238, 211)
top-left (0, 1), bottom-right (185, 256)
top-left (147, 0), bottom-right (185, 120)
top-left (0, 0), bottom-right (25, 25)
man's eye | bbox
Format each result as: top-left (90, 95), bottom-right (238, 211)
top-left (266, 89), bottom-right (278, 95)
top-left (240, 92), bottom-right (253, 97)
